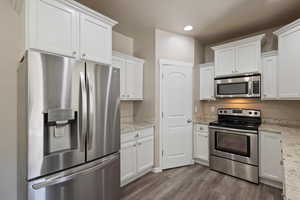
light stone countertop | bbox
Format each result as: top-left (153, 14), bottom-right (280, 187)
top-left (193, 118), bottom-right (215, 125)
top-left (259, 124), bottom-right (300, 200)
top-left (121, 121), bottom-right (155, 134)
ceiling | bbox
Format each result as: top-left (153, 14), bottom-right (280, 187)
top-left (77, 0), bottom-right (300, 43)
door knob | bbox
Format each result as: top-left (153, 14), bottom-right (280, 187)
top-left (187, 119), bottom-right (192, 123)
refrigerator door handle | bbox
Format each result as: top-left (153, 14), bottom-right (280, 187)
top-left (87, 73), bottom-right (94, 150)
top-left (31, 154), bottom-right (119, 190)
top-left (79, 72), bottom-right (88, 152)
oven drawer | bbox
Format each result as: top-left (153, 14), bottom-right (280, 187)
top-left (210, 155), bottom-right (259, 183)
top-left (209, 127), bottom-right (258, 166)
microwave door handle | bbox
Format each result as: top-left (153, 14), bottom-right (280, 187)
top-left (248, 81), bottom-right (252, 96)
top-left (79, 72), bottom-right (88, 152)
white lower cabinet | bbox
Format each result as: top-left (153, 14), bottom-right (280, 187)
top-left (137, 136), bottom-right (154, 173)
top-left (121, 127), bottom-right (154, 186)
top-left (120, 141), bottom-right (137, 182)
top-left (193, 124), bottom-right (209, 166)
top-left (259, 131), bottom-right (283, 186)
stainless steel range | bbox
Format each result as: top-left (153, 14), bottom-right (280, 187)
top-left (209, 108), bottom-right (261, 183)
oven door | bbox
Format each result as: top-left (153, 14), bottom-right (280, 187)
top-left (209, 126), bottom-right (258, 165)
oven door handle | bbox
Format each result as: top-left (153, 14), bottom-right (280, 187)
top-left (209, 126), bottom-right (258, 135)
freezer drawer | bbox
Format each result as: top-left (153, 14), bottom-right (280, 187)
top-left (27, 153), bottom-right (120, 200)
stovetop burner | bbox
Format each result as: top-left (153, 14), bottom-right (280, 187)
top-left (209, 108), bottom-right (262, 131)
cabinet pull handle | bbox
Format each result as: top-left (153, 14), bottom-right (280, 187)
top-left (82, 53), bottom-right (86, 57)
top-left (72, 51), bottom-right (77, 55)
top-left (135, 134), bottom-right (139, 138)
top-left (133, 144), bottom-right (137, 147)
top-left (138, 142), bottom-right (142, 146)
top-left (280, 160), bottom-right (283, 166)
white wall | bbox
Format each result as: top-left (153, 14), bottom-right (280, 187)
top-left (0, 0), bottom-right (23, 200)
top-left (154, 29), bottom-right (196, 167)
top-left (112, 31), bottom-right (134, 56)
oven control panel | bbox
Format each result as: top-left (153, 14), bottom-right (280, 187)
top-left (218, 108), bottom-right (261, 117)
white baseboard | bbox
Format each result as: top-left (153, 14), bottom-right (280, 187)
top-left (260, 177), bottom-right (283, 189)
top-left (194, 158), bottom-right (209, 167)
top-left (121, 167), bottom-right (153, 187)
top-left (152, 167), bottom-right (162, 173)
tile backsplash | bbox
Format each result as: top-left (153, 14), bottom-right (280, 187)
top-left (120, 102), bottom-right (134, 123)
top-left (199, 99), bottom-right (300, 126)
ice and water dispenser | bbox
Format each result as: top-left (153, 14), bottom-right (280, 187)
top-left (41, 56), bottom-right (79, 156)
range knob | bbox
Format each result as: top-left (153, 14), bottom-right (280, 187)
top-left (249, 112), bottom-right (252, 115)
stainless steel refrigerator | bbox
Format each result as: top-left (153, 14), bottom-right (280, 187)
top-left (17, 50), bottom-right (120, 200)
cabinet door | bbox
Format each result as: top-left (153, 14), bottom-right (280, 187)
top-left (112, 56), bottom-right (127, 99)
top-left (277, 27), bottom-right (300, 98)
top-left (235, 42), bottom-right (261, 74)
top-left (260, 131), bottom-right (283, 182)
top-left (194, 131), bottom-right (209, 162)
top-left (28, 0), bottom-right (77, 57)
top-left (80, 13), bottom-right (112, 65)
top-left (262, 56), bottom-right (277, 99)
top-left (200, 66), bottom-right (214, 100)
top-left (215, 47), bottom-right (235, 77)
top-left (125, 60), bottom-right (143, 99)
top-left (137, 136), bottom-right (154, 173)
top-left (120, 141), bottom-right (137, 183)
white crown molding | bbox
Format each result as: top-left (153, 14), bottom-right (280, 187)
top-left (64, 0), bottom-right (118, 26)
top-left (274, 18), bottom-right (300, 36)
top-left (261, 50), bottom-right (278, 57)
top-left (211, 34), bottom-right (266, 51)
top-left (199, 62), bottom-right (214, 68)
top-left (112, 51), bottom-right (145, 63)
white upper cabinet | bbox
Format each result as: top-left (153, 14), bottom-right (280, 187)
top-left (112, 51), bottom-right (144, 100)
top-left (112, 56), bottom-right (127, 98)
top-left (274, 19), bottom-right (300, 99)
top-left (262, 51), bottom-right (278, 100)
top-left (235, 42), bottom-right (261, 74)
top-left (214, 47), bottom-right (235, 77)
top-left (80, 13), bottom-right (112, 65)
top-left (199, 64), bottom-right (214, 100)
top-left (212, 34), bottom-right (265, 77)
top-left (25, 0), bottom-right (117, 63)
top-left (28, 0), bottom-right (78, 57)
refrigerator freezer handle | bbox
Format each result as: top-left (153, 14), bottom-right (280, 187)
top-left (31, 153), bottom-right (119, 190)
top-left (79, 72), bottom-right (88, 152)
top-left (87, 73), bottom-right (94, 150)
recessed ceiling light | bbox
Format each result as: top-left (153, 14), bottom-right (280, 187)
top-left (184, 25), bottom-right (193, 31)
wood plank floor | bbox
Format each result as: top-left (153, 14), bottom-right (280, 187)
top-left (121, 164), bottom-right (282, 200)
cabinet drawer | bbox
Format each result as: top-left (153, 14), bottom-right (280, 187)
top-left (195, 124), bottom-right (208, 132)
top-left (121, 131), bottom-right (138, 143)
top-left (138, 127), bottom-right (154, 139)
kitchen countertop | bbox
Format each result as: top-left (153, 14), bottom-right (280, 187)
top-left (259, 124), bottom-right (300, 200)
top-left (194, 119), bottom-right (215, 125)
top-left (121, 121), bottom-right (155, 134)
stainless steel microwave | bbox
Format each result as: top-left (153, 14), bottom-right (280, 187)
top-left (215, 74), bottom-right (261, 98)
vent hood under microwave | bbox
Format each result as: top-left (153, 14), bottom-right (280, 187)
top-left (215, 73), bottom-right (261, 98)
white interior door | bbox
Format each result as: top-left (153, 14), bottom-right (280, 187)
top-left (162, 64), bottom-right (193, 170)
